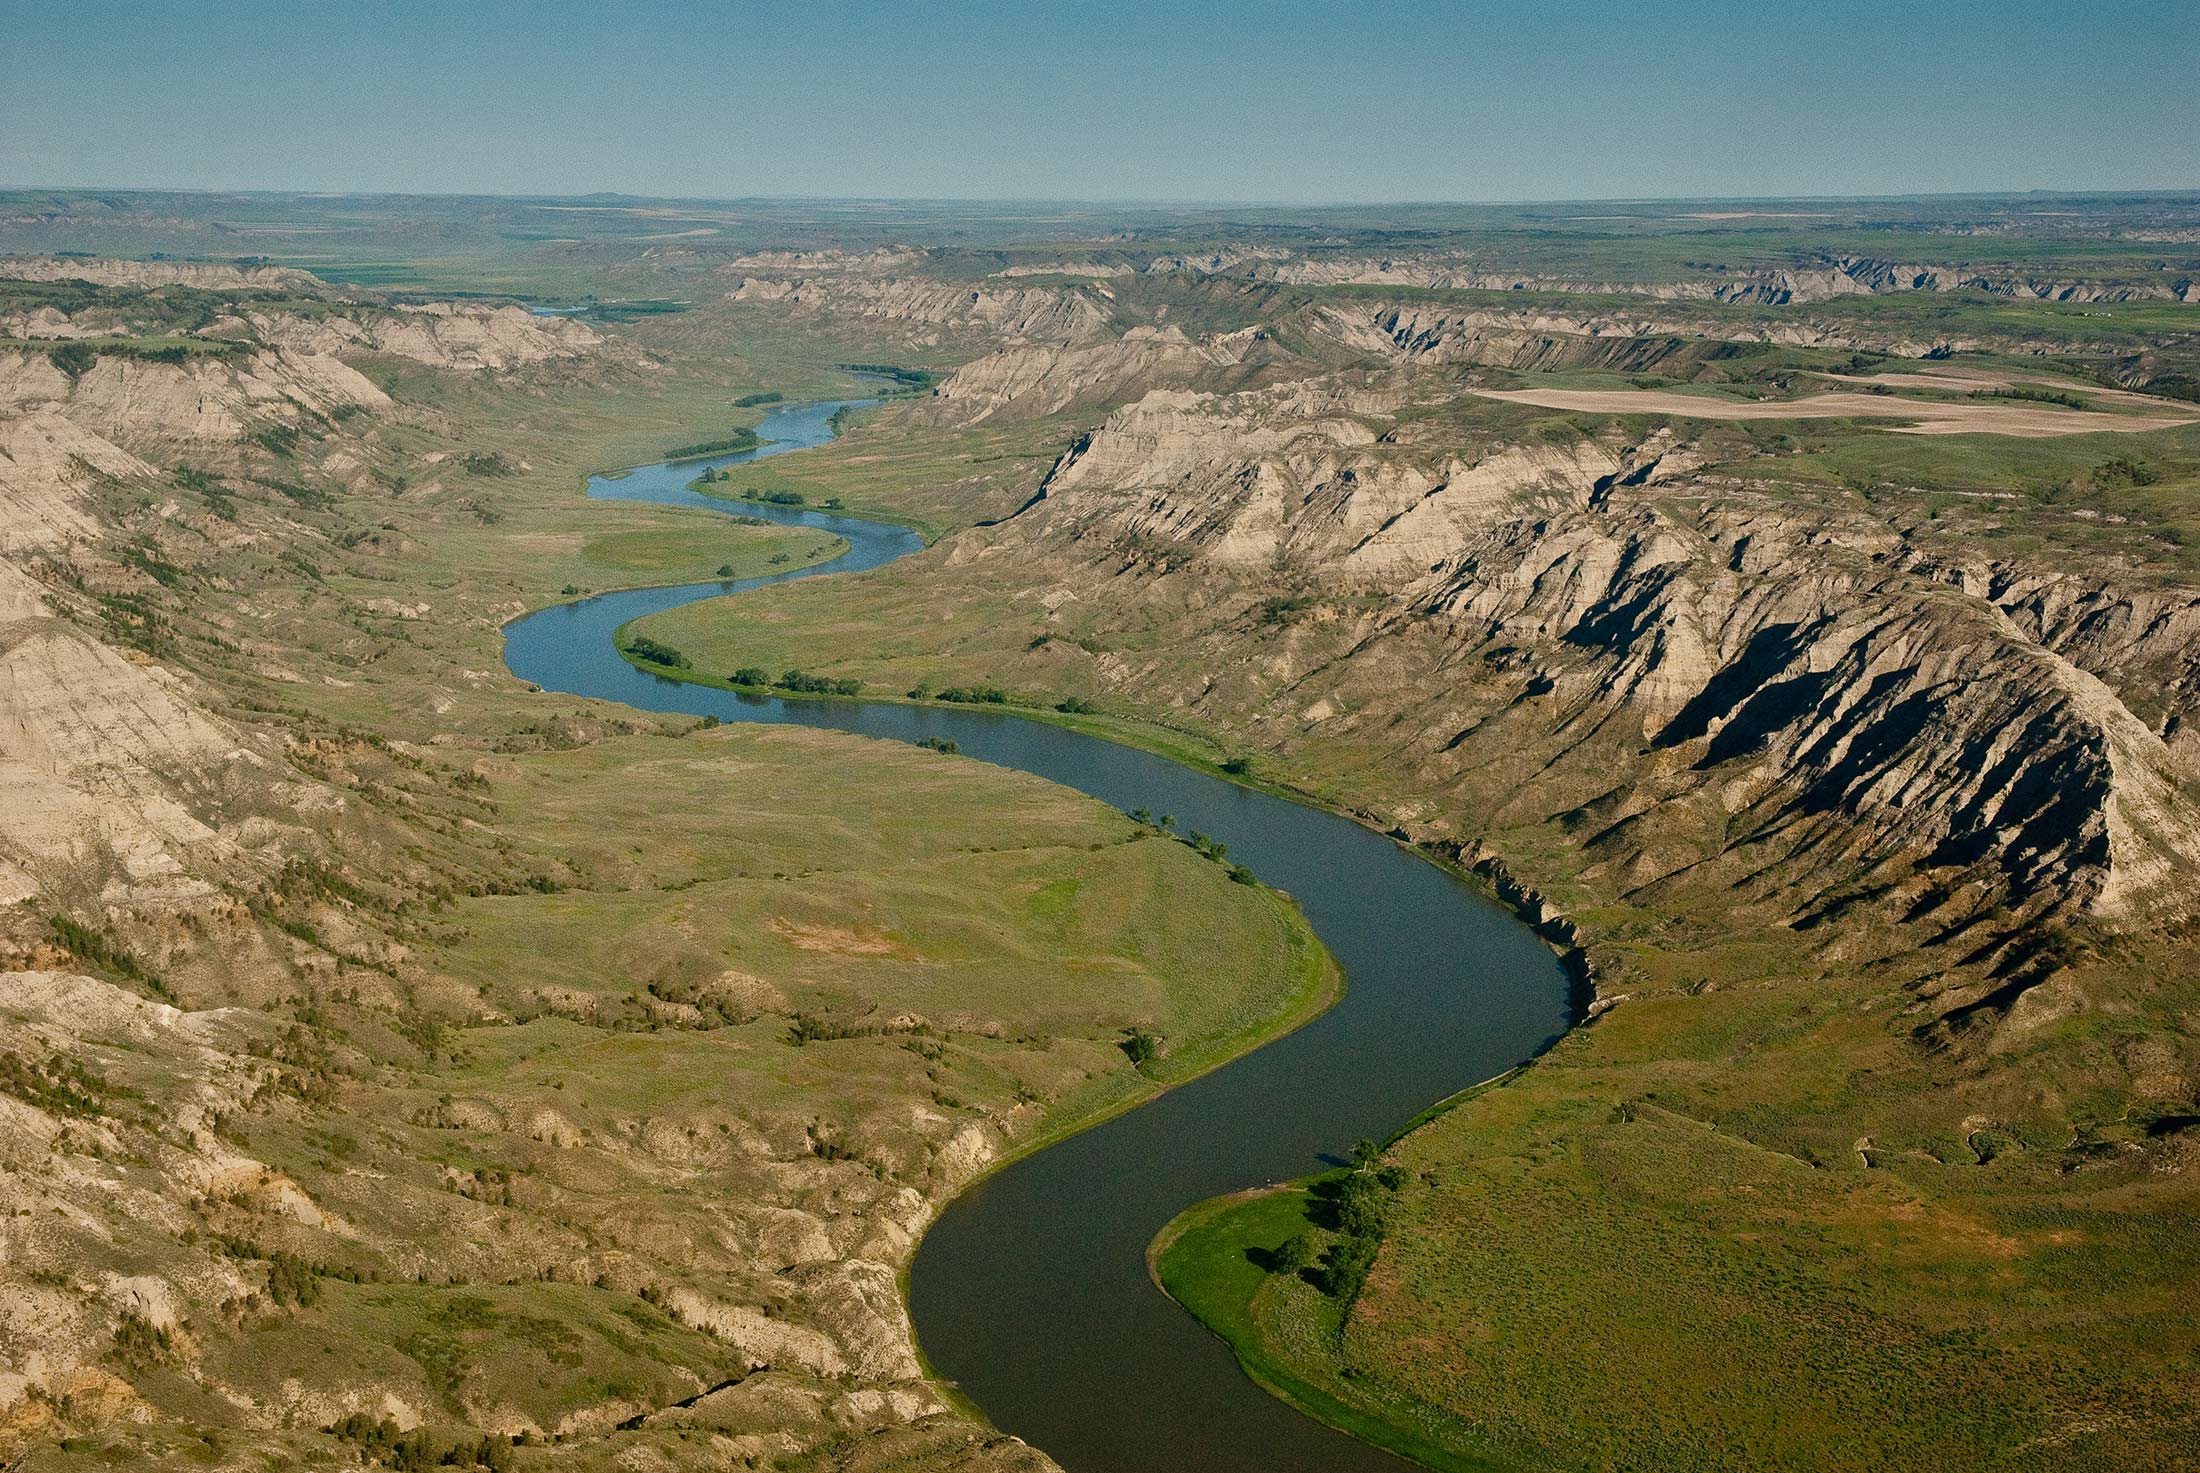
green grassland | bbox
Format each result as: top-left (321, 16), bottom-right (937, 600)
top-left (1157, 980), bottom-right (2200, 1472)
top-left (102, 720), bottom-right (1335, 1452)
top-left (690, 410), bottom-right (1083, 540)
top-left (20, 197), bottom-right (2200, 1469)
top-left (19, 300), bottom-right (1361, 1465)
top-left (1152, 1188), bottom-right (1505, 1473)
top-left (602, 380), bottom-right (2200, 1472)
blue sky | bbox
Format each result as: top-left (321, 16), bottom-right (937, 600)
top-left (5, 0), bottom-right (2196, 202)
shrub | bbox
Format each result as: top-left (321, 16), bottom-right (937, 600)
top-left (787, 1013), bottom-right (872, 1046)
top-left (2098, 455), bottom-right (2161, 487)
top-left (459, 450), bottom-right (515, 476)
top-left (917, 736), bottom-right (961, 754)
top-left (251, 424), bottom-right (303, 458)
top-left (729, 667), bottom-right (769, 687)
top-left (110, 1311), bottom-right (174, 1367)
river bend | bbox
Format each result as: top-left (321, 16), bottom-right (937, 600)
top-left (501, 393), bottom-right (1571, 1473)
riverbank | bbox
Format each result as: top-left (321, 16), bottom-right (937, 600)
top-left (608, 640), bottom-right (1596, 1023)
top-left (1148, 1067), bottom-right (1541, 1473)
top-left (1149, 1187), bottom-right (1507, 1473)
top-left (507, 408), bottom-right (1574, 1473)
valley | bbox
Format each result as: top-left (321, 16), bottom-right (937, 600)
top-left (3, 185), bottom-right (2200, 1472)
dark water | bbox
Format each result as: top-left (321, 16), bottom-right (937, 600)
top-left (501, 395), bottom-right (1572, 1473)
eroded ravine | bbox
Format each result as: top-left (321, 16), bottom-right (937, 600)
top-left (501, 392), bottom-right (1571, 1473)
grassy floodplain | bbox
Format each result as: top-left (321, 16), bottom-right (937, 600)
top-left (613, 361), bottom-right (2200, 1472)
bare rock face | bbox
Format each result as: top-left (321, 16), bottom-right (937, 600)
top-left (924, 325), bottom-right (1273, 423)
top-left (0, 410), bottom-right (140, 551)
top-left (966, 383), bottom-right (2200, 1034)
top-left (728, 273), bottom-right (1111, 348)
top-left (1241, 248), bottom-right (2200, 307)
top-left (1311, 300), bottom-right (1954, 364)
top-left (0, 565), bottom-right (247, 907)
top-left (0, 255), bottom-right (329, 294)
top-left (227, 302), bottom-right (605, 372)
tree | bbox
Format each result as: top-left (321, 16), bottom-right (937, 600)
top-left (1271, 1232), bottom-right (1319, 1276)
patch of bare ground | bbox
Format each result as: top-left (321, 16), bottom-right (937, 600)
top-left (1469, 384), bottom-right (2196, 436)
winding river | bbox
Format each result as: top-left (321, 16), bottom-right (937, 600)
top-left (501, 393), bottom-right (1572, 1473)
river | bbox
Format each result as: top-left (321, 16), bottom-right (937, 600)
top-left (501, 391), bottom-right (1571, 1473)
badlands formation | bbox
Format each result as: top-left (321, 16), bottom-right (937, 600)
top-left (0, 255), bottom-right (1302, 1472)
top-left (5, 197), bottom-right (2200, 1473)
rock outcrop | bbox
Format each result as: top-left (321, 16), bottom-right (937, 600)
top-left (222, 302), bottom-right (605, 372)
top-left (1249, 249), bottom-right (2200, 306)
top-left (954, 382), bottom-right (2200, 1030)
top-left (924, 325), bottom-right (1277, 423)
top-left (729, 274), bottom-right (1110, 347)
top-left (0, 255), bottom-right (329, 294)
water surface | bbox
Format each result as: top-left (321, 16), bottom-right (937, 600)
top-left (502, 393), bottom-right (1572, 1472)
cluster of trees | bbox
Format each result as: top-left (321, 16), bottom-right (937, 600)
top-left (927, 684), bottom-right (1013, 706)
top-left (905, 684), bottom-right (1096, 715)
top-left (459, 450), bottom-right (515, 476)
top-left (1269, 1142), bottom-right (1409, 1299)
top-left (917, 736), bottom-right (961, 755)
top-left (733, 390), bottom-right (784, 407)
top-left (665, 428), bottom-right (762, 460)
top-left (48, 914), bottom-right (154, 985)
top-left (772, 668), bottom-right (861, 696)
top-left (1989, 386), bottom-right (2091, 410)
top-left (1183, 831), bottom-right (1257, 885)
top-left (1120, 1028), bottom-right (1162, 1069)
top-left (741, 487), bottom-right (807, 506)
top-left (252, 423), bottom-right (303, 458)
top-left (325, 1415), bottom-right (517, 1471)
top-left (836, 361), bottom-right (938, 393)
top-left (622, 636), bottom-right (690, 670)
top-left (0, 1049), bottom-right (106, 1118)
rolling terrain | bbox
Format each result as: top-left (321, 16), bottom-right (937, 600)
top-left (5, 191), bottom-right (2200, 1471)
top-left (0, 253), bottom-right (1325, 1471)
top-left (621, 197), bottom-right (2200, 1470)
